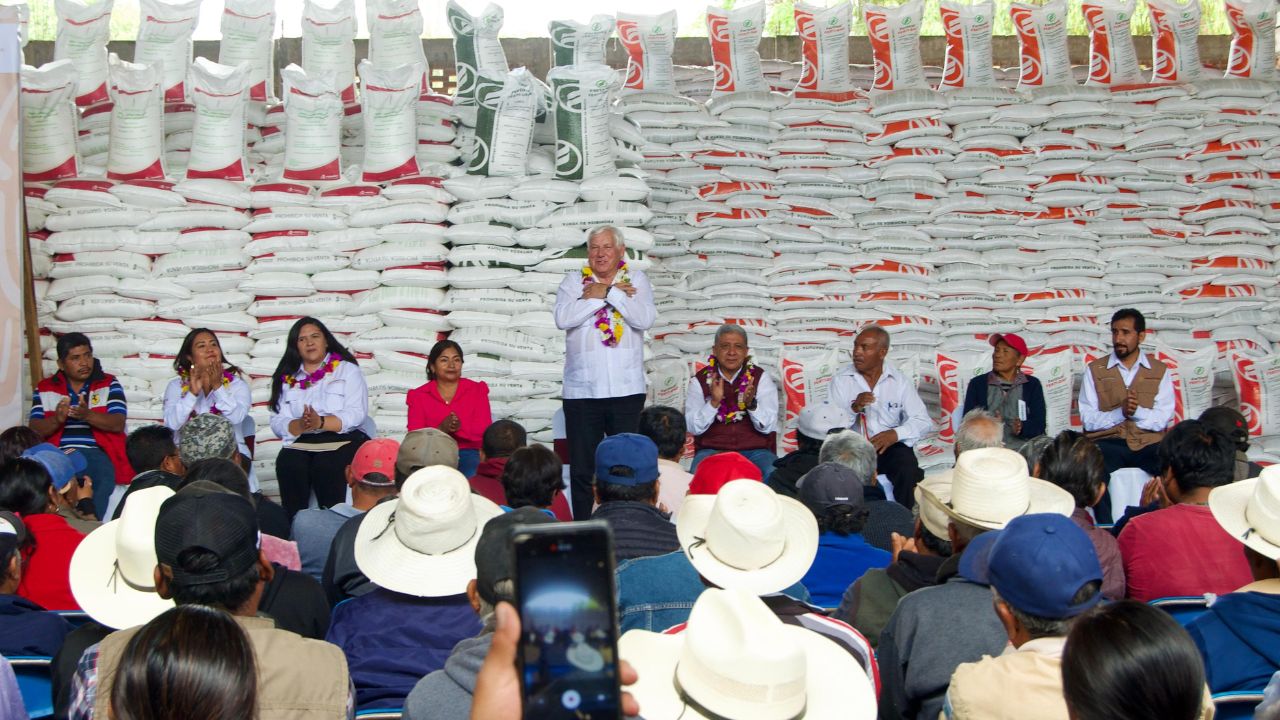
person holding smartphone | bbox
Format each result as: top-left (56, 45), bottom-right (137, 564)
top-left (162, 328), bottom-right (256, 488)
top-left (29, 333), bottom-right (131, 520)
top-left (961, 333), bottom-right (1046, 452)
top-left (406, 340), bottom-right (492, 479)
top-left (268, 317), bottom-right (376, 518)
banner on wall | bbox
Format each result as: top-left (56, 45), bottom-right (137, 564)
top-left (0, 6), bottom-right (22, 428)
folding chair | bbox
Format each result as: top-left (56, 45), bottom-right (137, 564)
top-left (1211, 690), bottom-right (1265, 720)
top-left (10, 656), bottom-right (53, 720)
top-left (1148, 596), bottom-right (1211, 627)
top-left (355, 710), bottom-right (404, 719)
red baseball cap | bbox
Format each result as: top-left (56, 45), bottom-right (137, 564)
top-left (989, 333), bottom-right (1029, 357)
top-left (688, 452), bottom-right (763, 496)
top-left (351, 438), bottom-right (400, 486)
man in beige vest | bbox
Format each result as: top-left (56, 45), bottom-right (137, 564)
top-left (67, 482), bottom-right (351, 720)
top-left (1078, 308), bottom-right (1174, 523)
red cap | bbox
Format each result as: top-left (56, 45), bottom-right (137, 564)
top-left (350, 438), bottom-right (400, 486)
top-left (688, 452), bottom-right (763, 496)
top-left (989, 333), bottom-right (1029, 357)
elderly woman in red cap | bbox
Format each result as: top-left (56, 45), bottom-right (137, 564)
top-left (962, 333), bottom-right (1046, 451)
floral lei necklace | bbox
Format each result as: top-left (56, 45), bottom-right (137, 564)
top-left (283, 353), bottom-right (341, 390)
top-left (708, 355), bottom-right (755, 423)
top-left (582, 261), bottom-right (629, 347)
top-left (179, 368), bottom-right (236, 416)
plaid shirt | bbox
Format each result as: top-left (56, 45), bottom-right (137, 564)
top-left (69, 634), bottom-right (356, 719)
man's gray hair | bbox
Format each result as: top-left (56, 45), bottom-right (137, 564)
top-left (714, 323), bottom-right (749, 347)
top-left (586, 224), bottom-right (624, 248)
top-left (477, 579), bottom-right (514, 632)
top-left (818, 430), bottom-right (877, 485)
top-left (858, 324), bottom-right (890, 350)
top-left (956, 409), bottom-right (1004, 455)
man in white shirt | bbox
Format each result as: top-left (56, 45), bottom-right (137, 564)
top-left (1078, 308), bottom-right (1175, 523)
top-left (827, 325), bottom-right (931, 509)
top-left (683, 324), bottom-right (779, 481)
top-left (554, 225), bottom-right (656, 521)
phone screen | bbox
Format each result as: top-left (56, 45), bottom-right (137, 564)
top-left (513, 522), bottom-right (621, 720)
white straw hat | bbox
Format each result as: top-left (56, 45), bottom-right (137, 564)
top-left (676, 479), bottom-right (818, 596)
top-left (920, 448), bottom-right (1074, 531)
top-left (619, 587), bottom-right (876, 720)
top-left (914, 472), bottom-right (954, 539)
top-left (1209, 465), bottom-right (1280, 560)
top-left (354, 466), bottom-right (503, 597)
top-left (69, 486), bottom-right (176, 629)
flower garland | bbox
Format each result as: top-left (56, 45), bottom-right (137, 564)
top-left (582, 261), bottom-right (629, 347)
top-left (179, 368), bottom-right (236, 415)
top-left (283, 353), bottom-right (342, 390)
top-left (708, 355), bottom-right (755, 423)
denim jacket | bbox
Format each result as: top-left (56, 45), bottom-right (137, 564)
top-left (615, 550), bottom-right (810, 634)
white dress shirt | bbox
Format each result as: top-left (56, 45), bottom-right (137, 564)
top-left (1078, 350), bottom-right (1175, 433)
top-left (164, 374), bottom-right (260, 490)
top-left (554, 268), bottom-right (656, 400)
top-left (268, 360), bottom-right (377, 446)
top-left (827, 362), bottom-right (932, 447)
top-left (684, 366), bottom-right (779, 437)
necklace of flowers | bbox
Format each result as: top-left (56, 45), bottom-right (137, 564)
top-left (708, 355), bottom-right (755, 423)
top-left (582, 261), bottom-right (630, 348)
top-left (283, 353), bottom-right (341, 390)
top-left (179, 367), bottom-right (236, 416)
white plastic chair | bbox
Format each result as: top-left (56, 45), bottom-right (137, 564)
top-left (1108, 468), bottom-right (1151, 518)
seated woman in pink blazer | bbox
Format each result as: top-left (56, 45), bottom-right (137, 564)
top-left (406, 340), bottom-right (492, 477)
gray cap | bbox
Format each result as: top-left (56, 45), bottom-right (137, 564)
top-left (178, 414), bottom-right (238, 468)
top-left (396, 428), bottom-right (459, 477)
top-left (797, 462), bottom-right (867, 511)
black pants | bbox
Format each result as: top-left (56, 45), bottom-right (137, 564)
top-left (879, 441), bottom-right (924, 510)
top-left (1093, 439), bottom-right (1161, 524)
top-left (563, 394), bottom-right (646, 520)
top-left (276, 432), bottom-right (368, 519)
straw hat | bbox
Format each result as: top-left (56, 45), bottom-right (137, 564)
top-left (918, 448), bottom-right (1074, 531)
top-left (1209, 465), bottom-right (1280, 560)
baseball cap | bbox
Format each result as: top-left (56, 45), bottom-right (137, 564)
top-left (797, 463), bottom-right (867, 511)
top-left (474, 507), bottom-right (557, 605)
top-left (397, 428), bottom-right (459, 477)
top-left (178, 413), bottom-right (238, 467)
top-left (0, 511), bottom-right (26, 559)
top-left (961, 513), bottom-right (1103, 619)
top-left (798, 403), bottom-right (851, 440)
top-left (1199, 405), bottom-right (1249, 450)
top-left (154, 481), bottom-right (261, 587)
top-left (22, 443), bottom-right (87, 493)
top-left (988, 333), bottom-right (1029, 357)
top-left (688, 452), bottom-right (763, 495)
top-left (595, 434), bottom-right (659, 487)
top-left (351, 438), bottom-right (399, 487)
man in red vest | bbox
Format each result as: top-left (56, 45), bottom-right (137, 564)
top-left (684, 324), bottom-right (779, 480)
top-left (29, 333), bottom-right (132, 520)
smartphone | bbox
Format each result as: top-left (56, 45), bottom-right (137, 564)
top-left (512, 521), bottom-right (622, 720)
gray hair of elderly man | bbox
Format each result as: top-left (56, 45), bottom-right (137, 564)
top-left (955, 408), bottom-right (1004, 456)
top-left (818, 430), bottom-right (877, 485)
top-left (586, 224), bottom-right (625, 247)
top-left (714, 323), bottom-right (749, 346)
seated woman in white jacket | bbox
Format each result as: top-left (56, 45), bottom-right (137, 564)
top-left (162, 328), bottom-right (256, 488)
top-left (268, 317), bottom-right (376, 518)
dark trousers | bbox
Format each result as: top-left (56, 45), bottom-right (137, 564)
top-left (879, 442), bottom-right (924, 510)
top-left (563, 394), bottom-right (646, 520)
top-left (1093, 438), bottom-right (1161, 524)
top-left (276, 432), bottom-right (368, 518)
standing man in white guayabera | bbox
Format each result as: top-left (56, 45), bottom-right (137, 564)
top-left (555, 225), bottom-right (656, 520)
top-left (828, 325), bottom-right (931, 510)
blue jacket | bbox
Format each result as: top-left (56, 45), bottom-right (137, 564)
top-left (326, 589), bottom-right (481, 712)
top-left (1188, 587), bottom-right (1280, 693)
top-left (616, 550), bottom-right (810, 634)
top-left (0, 593), bottom-right (72, 657)
top-left (962, 372), bottom-right (1046, 440)
top-left (802, 532), bottom-right (892, 610)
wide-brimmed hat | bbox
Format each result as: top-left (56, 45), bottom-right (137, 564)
top-left (914, 472), bottom-right (954, 538)
top-left (676, 479), bottom-right (817, 595)
top-left (355, 466), bottom-right (503, 597)
top-left (619, 588), bottom-right (876, 720)
top-left (798, 403), bottom-right (851, 440)
top-left (918, 448), bottom-right (1074, 531)
top-left (1209, 465), bottom-right (1280, 560)
top-left (69, 486), bottom-right (176, 629)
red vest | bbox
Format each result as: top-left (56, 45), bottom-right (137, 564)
top-left (34, 372), bottom-right (134, 485)
top-left (693, 365), bottom-right (775, 453)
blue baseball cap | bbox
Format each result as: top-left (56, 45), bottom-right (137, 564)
top-left (22, 443), bottom-right (88, 493)
top-left (961, 513), bottom-right (1103, 619)
top-left (595, 433), bottom-right (660, 487)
